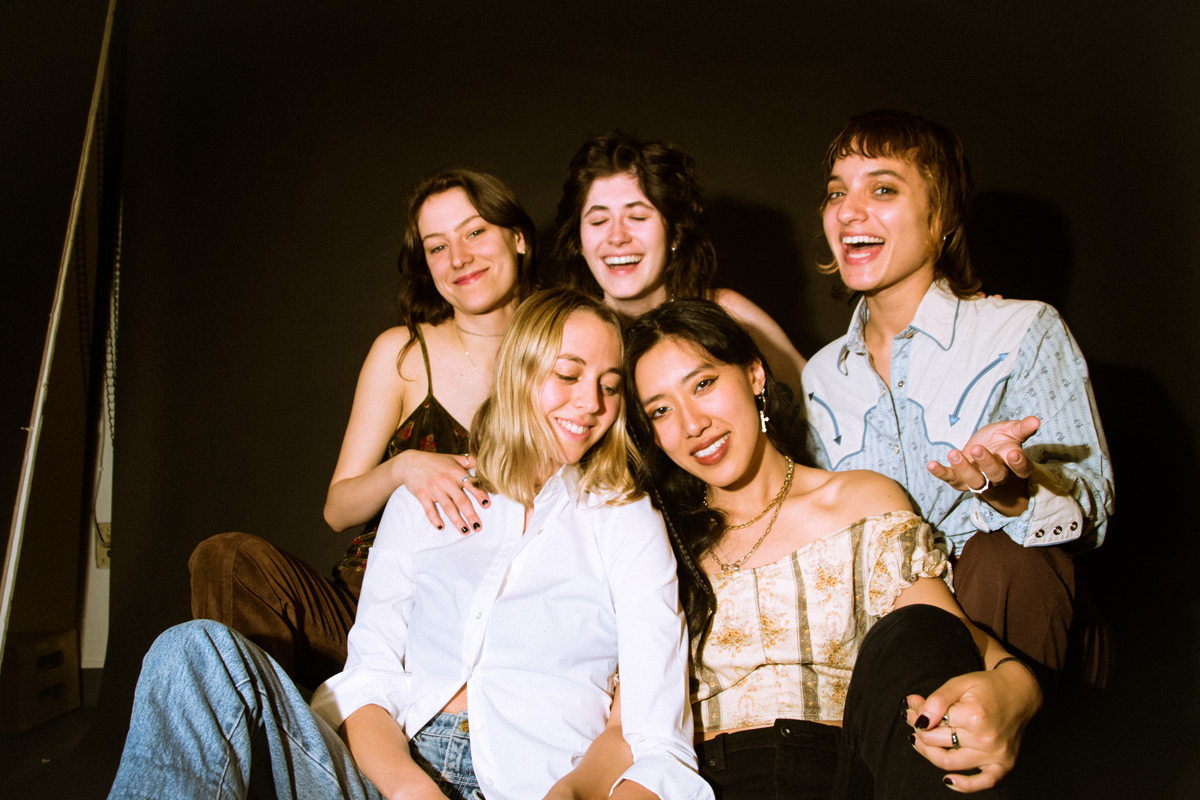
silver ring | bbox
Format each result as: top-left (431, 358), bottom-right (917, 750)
top-left (967, 474), bottom-right (992, 494)
top-left (460, 474), bottom-right (471, 485)
top-left (949, 729), bottom-right (961, 750)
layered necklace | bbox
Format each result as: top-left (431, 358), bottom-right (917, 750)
top-left (707, 456), bottom-right (794, 576)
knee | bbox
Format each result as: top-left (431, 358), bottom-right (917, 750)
top-left (143, 620), bottom-right (235, 674)
top-left (189, 532), bottom-right (292, 591)
top-left (862, 604), bottom-right (972, 662)
top-left (957, 533), bottom-right (1076, 601)
top-left (190, 532), bottom-right (253, 576)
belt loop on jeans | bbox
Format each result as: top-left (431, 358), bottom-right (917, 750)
top-left (701, 733), bottom-right (727, 771)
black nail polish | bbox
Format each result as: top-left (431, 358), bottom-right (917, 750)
top-left (472, 522), bottom-right (481, 530)
top-left (437, 525), bottom-right (443, 530)
top-left (914, 715), bottom-right (929, 730)
top-left (481, 499), bottom-right (489, 506)
top-left (908, 734), bottom-right (916, 746)
top-left (461, 526), bottom-right (469, 534)
top-left (943, 777), bottom-right (953, 787)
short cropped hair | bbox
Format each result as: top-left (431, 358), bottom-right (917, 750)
top-left (552, 130), bottom-right (717, 301)
top-left (819, 109), bottom-right (979, 298)
top-left (397, 168), bottom-right (538, 335)
top-left (471, 287), bottom-right (640, 507)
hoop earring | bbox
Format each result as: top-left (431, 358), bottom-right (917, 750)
top-left (756, 391), bottom-right (769, 433)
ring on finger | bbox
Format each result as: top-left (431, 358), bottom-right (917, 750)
top-left (460, 474), bottom-right (471, 485)
top-left (949, 729), bottom-right (961, 750)
top-left (967, 473), bottom-right (992, 494)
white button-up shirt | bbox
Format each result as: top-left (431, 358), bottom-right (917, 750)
top-left (311, 466), bottom-right (710, 800)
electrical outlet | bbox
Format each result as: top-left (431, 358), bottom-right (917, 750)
top-left (95, 522), bottom-right (111, 568)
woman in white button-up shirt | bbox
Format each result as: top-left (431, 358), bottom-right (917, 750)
top-left (109, 288), bottom-right (709, 800)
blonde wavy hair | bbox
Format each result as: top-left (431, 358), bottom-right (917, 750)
top-left (470, 288), bottom-right (641, 507)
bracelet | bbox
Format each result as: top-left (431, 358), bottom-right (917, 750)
top-left (992, 655), bottom-right (1037, 679)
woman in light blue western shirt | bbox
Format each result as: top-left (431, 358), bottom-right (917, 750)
top-left (802, 109), bottom-right (1113, 688)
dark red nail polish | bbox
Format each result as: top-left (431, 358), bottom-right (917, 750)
top-left (914, 715), bottom-right (929, 730)
top-left (943, 777), bottom-right (953, 787)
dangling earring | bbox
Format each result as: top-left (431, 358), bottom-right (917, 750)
top-left (756, 390), bottom-right (769, 433)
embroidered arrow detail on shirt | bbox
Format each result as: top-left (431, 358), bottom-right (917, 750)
top-left (949, 353), bottom-right (1008, 426)
top-left (807, 392), bottom-right (842, 444)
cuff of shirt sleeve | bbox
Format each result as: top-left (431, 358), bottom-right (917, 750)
top-left (967, 464), bottom-right (1083, 547)
top-left (1018, 464), bottom-right (1084, 547)
top-left (969, 492), bottom-right (1030, 542)
top-left (309, 671), bottom-right (409, 733)
top-left (613, 754), bottom-right (712, 800)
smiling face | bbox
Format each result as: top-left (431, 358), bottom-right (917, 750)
top-left (417, 187), bottom-right (524, 316)
top-left (579, 172), bottom-right (671, 316)
top-left (634, 336), bottom-right (766, 490)
top-left (538, 310), bottom-right (624, 467)
top-left (823, 154), bottom-right (939, 303)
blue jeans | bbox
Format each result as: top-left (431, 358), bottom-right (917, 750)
top-left (108, 620), bottom-right (480, 799)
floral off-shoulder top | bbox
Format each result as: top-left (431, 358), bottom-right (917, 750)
top-left (693, 510), bottom-right (950, 732)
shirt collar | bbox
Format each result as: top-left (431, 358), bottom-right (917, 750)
top-left (836, 280), bottom-right (962, 373)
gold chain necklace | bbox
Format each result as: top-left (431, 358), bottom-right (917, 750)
top-left (454, 323), bottom-right (490, 381)
top-left (708, 457), bottom-right (795, 576)
top-left (704, 456), bottom-right (794, 529)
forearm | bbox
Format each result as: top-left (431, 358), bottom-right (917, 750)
top-left (325, 458), bottom-right (404, 532)
top-left (342, 704), bottom-right (444, 800)
top-left (543, 720), bottom-right (634, 800)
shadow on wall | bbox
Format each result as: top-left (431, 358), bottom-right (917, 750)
top-left (969, 189), bottom-right (1200, 797)
top-left (707, 194), bottom-right (827, 358)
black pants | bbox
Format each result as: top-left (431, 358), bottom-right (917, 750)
top-left (698, 605), bottom-right (1008, 799)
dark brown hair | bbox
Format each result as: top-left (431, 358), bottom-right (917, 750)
top-left (397, 168), bottom-right (538, 336)
top-left (552, 130), bottom-right (717, 303)
top-left (820, 109), bottom-right (979, 298)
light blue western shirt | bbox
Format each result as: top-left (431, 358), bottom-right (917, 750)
top-left (803, 281), bottom-right (1113, 554)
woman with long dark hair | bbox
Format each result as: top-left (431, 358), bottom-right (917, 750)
top-left (625, 298), bottom-right (1041, 798)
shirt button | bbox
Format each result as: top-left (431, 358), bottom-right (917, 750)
top-left (485, 777), bottom-right (494, 787)
top-left (1070, 521), bottom-right (1079, 531)
top-left (897, 380), bottom-right (904, 387)
top-left (893, 446), bottom-right (900, 454)
top-left (1053, 525), bottom-right (1062, 535)
top-left (1035, 529), bottom-right (1045, 538)
top-left (474, 612), bottom-right (482, 619)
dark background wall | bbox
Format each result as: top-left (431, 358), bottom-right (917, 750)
top-left (5, 1), bottom-right (1198, 796)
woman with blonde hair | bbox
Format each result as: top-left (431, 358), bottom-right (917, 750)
top-left (110, 288), bottom-right (710, 800)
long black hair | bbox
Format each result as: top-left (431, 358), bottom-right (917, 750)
top-left (622, 299), bottom-right (806, 661)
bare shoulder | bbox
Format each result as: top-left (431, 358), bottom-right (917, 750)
top-left (357, 326), bottom-right (424, 386)
top-left (815, 469), bottom-right (913, 521)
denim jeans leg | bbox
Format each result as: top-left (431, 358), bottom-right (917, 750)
top-left (109, 620), bottom-right (383, 800)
